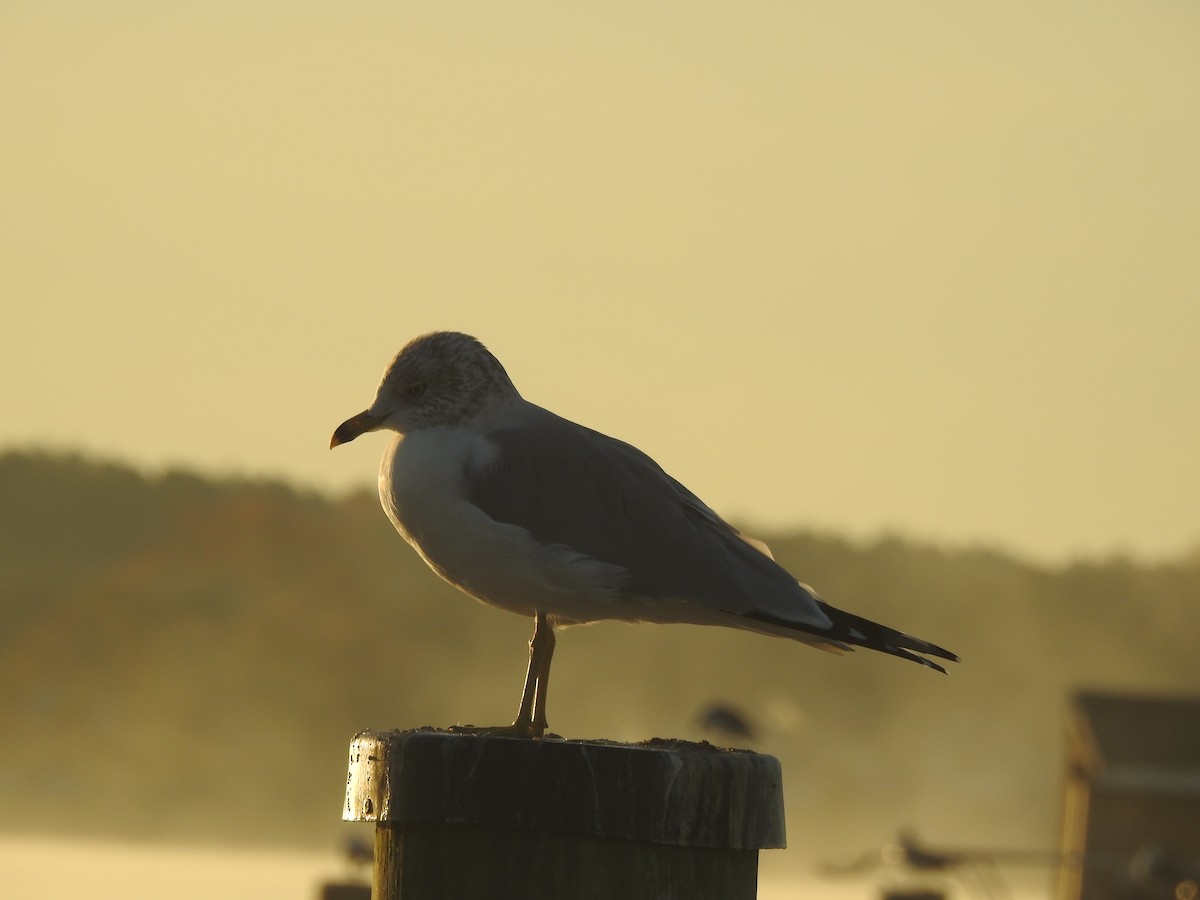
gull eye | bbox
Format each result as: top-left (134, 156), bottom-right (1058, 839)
top-left (408, 383), bottom-right (427, 398)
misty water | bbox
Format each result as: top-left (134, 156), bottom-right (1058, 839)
top-left (0, 836), bottom-right (1043, 900)
top-left (1, 836), bottom-right (1056, 900)
top-left (1, 455), bottom-right (1187, 899)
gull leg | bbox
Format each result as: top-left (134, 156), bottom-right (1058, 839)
top-left (450, 611), bottom-right (553, 739)
top-left (510, 612), bottom-right (546, 733)
top-left (530, 614), bottom-right (556, 737)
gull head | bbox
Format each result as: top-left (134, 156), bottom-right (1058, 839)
top-left (330, 331), bottom-right (518, 448)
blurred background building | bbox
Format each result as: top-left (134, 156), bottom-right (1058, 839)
top-left (1057, 691), bottom-right (1200, 900)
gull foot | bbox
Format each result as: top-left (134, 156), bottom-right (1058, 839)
top-left (447, 722), bottom-right (553, 739)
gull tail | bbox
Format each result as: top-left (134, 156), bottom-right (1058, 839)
top-left (745, 602), bottom-right (958, 672)
top-left (815, 601), bottom-right (959, 673)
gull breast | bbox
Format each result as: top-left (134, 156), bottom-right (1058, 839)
top-left (378, 429), bottom-right (628, 620)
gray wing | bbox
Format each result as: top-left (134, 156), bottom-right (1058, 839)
top-left (466, 404), bottom-right (832, 630)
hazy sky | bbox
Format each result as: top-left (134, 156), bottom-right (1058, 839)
top-left (3, 2), bottom-right (1198, 563)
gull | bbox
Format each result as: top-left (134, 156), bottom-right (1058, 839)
top-left (331, 331), bottom-right (957, 738)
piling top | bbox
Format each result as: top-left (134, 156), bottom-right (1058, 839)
top-left (344, 729), bottom-right (786, 850)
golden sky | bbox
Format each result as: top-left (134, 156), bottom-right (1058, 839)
top-left (3, 1), bottom-right (1198, 562)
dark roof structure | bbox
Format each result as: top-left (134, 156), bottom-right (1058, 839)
top-left (1073, 692), bottom-right (1200, 784)
top-left (1057, 690), bottom-right (1200, 900)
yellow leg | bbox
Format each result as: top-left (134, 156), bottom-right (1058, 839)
top-left (529, 614), bottom-right (555, 737)
top-left (450, 611), bottom-right (555, 739)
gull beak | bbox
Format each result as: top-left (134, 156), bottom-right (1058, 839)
top-left (330, 410), bottom-right (384, 449)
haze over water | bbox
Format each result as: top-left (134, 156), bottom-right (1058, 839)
top-left (0, 836), bottom-right (1052, 900)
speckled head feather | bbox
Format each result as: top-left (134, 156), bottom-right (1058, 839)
top-left (368, 331), bottom-right (519, 432)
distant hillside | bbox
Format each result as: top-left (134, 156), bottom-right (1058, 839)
top-left (1, 449), bottom-right (1197, 865)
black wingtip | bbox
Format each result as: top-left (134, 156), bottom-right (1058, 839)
top-left (917, 643), bottom-right (959, 664)
top-left (753, 602), bottom-right (959, 672)
top-left (888, 644), bottom-right (953, 674)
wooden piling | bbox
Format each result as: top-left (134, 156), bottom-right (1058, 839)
top-left (343, 729), bottom-right (786, 900)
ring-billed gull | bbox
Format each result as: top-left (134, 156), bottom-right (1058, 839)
top-left (331, 331), bottom-right (957, 738)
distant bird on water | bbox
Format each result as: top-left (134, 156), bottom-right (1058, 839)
top-left (331, 331), bottom-right (957, 738)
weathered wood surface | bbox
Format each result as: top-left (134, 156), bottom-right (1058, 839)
top-left (344, 729), bottom-right (786, 900)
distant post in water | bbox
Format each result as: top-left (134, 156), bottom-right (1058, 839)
top-left (343, 729), bottom-right (786, 900)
